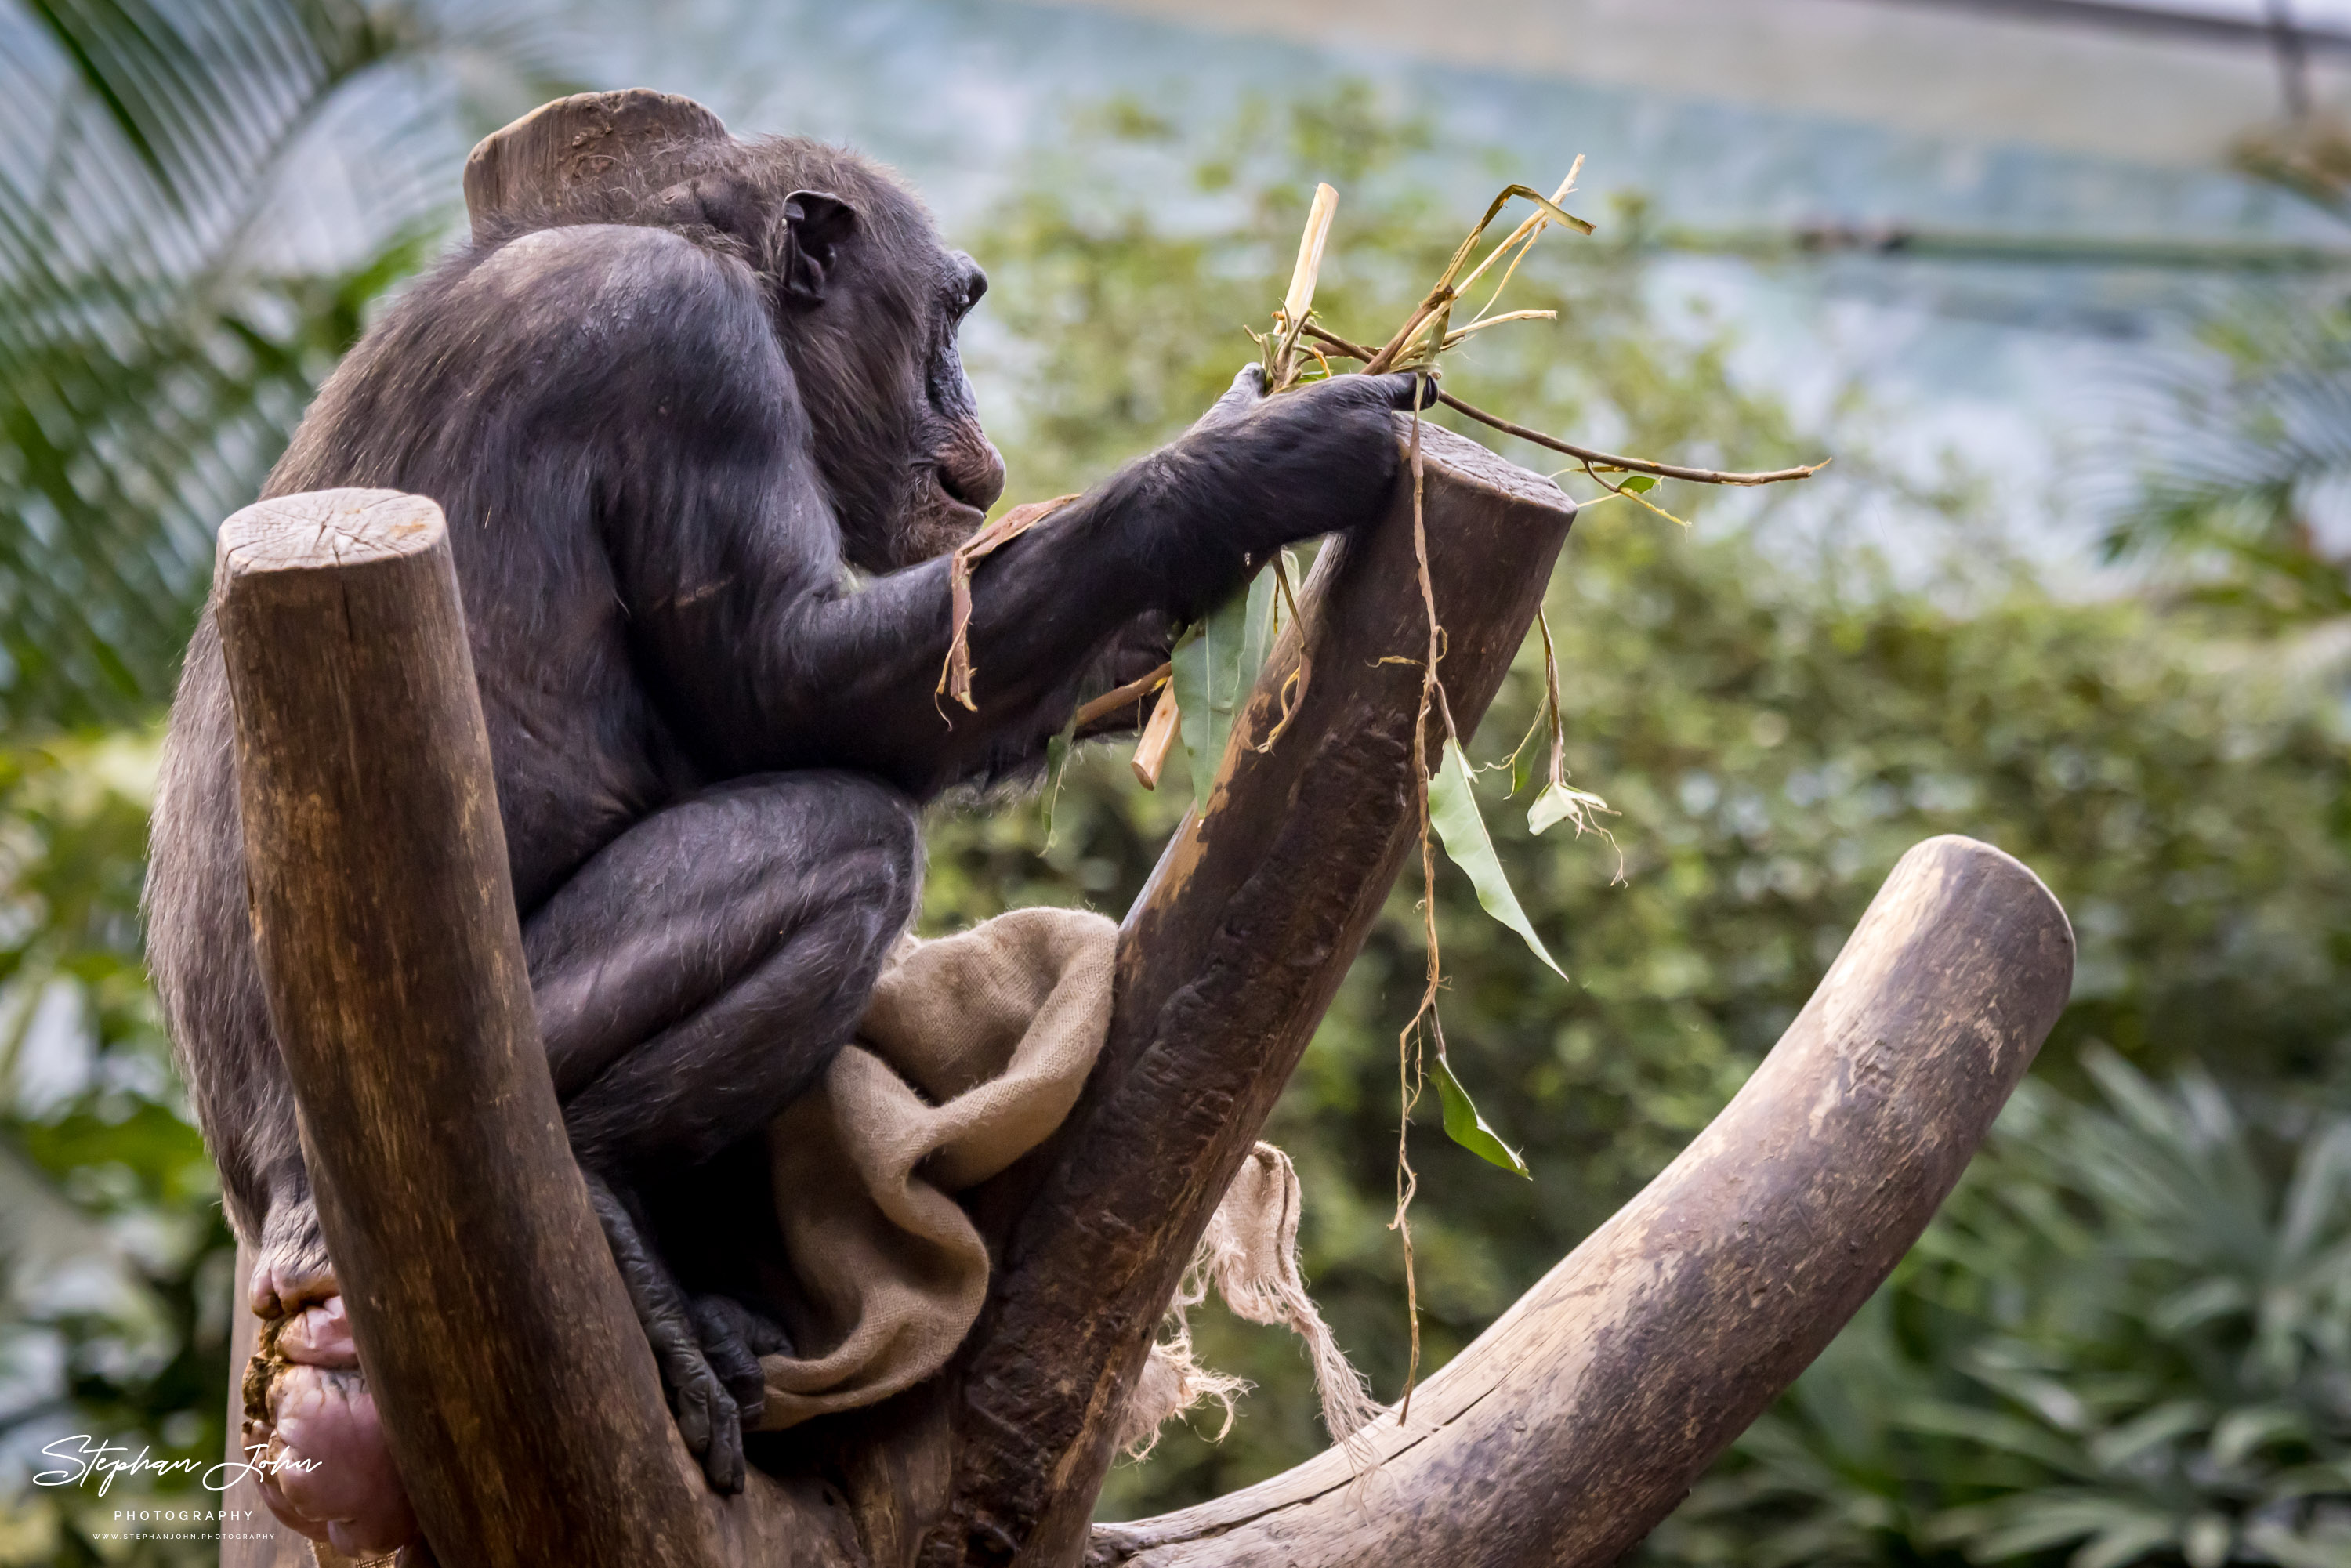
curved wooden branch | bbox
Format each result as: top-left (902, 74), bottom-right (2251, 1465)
top-left (1090, 833), bottom-right (2074, 1568)
top-left (924, 421), bottom-right (1580, 1565)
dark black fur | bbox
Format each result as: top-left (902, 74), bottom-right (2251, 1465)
top-left (145, 133), bottom-right (1423, 1487)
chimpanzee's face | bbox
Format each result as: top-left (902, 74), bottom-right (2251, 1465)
top-left (884, 241), bottom-right (1004, 570)
top-left (678, 145), bottom-right (1005, 575)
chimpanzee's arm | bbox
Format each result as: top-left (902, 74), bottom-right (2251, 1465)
top-left (581, 230), bottom-right (1418, 797)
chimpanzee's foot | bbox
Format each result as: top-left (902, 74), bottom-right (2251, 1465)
top-left (691, 1294), bottom-right (792, 1427)
top-left (249, 1197), bottom-right (337, 1319)
top-left (243, 1291), bottom-right (420, 1559)
top-left (584, 1171), bottom-right (747, 1492)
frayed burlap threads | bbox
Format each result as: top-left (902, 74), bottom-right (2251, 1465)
top-left (1122, 1143), bottom-right (1383, 1468)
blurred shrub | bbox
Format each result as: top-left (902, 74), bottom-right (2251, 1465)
top-left (0, 0), bottom-right (574, 731)
top-left (0, 735), bottom-right (229, 1566)
top-left (2106, 292), bottom-right (2351, 629)
top-left (1646, 1052), bottom-right (2351, 1568)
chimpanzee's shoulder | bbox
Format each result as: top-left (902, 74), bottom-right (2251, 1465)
top-left (434, 223), bottom-right (773, 366)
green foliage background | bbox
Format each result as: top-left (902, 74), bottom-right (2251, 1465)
top-left (0, 19), bottom-right (2346, 1566)
top-left (931, 97), bottom-right (2351, 1563)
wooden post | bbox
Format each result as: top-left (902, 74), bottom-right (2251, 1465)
top-left (214, 490), bottom-right (719, 1567)
top-left (926, 420), bottom-right (1581, 1563)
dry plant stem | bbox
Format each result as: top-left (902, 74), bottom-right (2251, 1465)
top-left (1389, 392), bottom-right (1452, 1420)
top-left (936, 494), bottom-right (1081, 712)
top-left (1440, 309), bottom-right (1556, 351)
top-left (1252, 556), bottom-right (1311, 751)
top-left (1538, 608), bottom-right (1565, 790)
top-left (1465, 156), bottom-right (1583, 326)
top-left (1074, 661), bottom-right (1171, 736)
top-left (1131, 684), bottom-right (1179, 788)
top-left (1364, 183), bottom-right (1592, 375)
top-left (1269, 183), bottom-right (1341, 392)
top-left (1302, 323), bottom-right (1825, 487)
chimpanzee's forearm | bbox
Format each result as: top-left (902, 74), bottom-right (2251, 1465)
top-left (683, 455), bottom-right (1268, 795)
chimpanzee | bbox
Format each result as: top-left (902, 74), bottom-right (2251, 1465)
top-left (145, 104), bottom-right (1423, 1554)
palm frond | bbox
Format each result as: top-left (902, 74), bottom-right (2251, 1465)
top-left (0, 0), bottom-right (580, 731)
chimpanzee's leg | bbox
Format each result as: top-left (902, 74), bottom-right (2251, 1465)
top-left (525, 770), bottom-right (921, 1488)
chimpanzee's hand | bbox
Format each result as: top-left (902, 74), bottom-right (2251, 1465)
top-left (1155, 364), bottom-right (1438, 588)
top-left (1189, 362), bottom-right (1436, 436)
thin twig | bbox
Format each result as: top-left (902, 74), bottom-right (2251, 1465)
top-left (1302, 323), bottom-right (1826, 488)
top-left (1391, 378), bottom-right (1451, 1423)
top-left (1073, 661), bottom-right (1170, 737)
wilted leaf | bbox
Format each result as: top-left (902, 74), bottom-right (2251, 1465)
top-left (1530, 779), bottom-right (1612, 837)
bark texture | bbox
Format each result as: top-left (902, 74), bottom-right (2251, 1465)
top-left (215, 490), bottom-right (722, 1566)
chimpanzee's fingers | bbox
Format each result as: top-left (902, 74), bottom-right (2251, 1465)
top-left (1341, 369), bottom-right (1439, 411)
top-left (1190, 363), bottom-right (1268, 433)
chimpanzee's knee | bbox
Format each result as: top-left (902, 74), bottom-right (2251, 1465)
top-left (536, 770), bottom-right (922, 1171)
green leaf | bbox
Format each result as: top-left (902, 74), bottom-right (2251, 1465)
top-left (1239, 558), bottom-right (1281, 690)
top-left (1428, 737), bottom-right (1566, 978)
top-left (1433, 1052), bottom-right (1530, 1176)
top-left (1171, 564), bottom-right (1279, 809)
top-left (1507, 708), bottom-right (1545, 798)
top-left (1621, 474), bottom-right (1657, 493)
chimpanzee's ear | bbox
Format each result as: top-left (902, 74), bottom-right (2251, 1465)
top-left (781, 190), bottom-right (858, 305)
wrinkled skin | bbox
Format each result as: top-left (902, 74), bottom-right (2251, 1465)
top-left (243, 1298), bottom-right (416, 1558)
top-left (149, 129), bottom-right (1426, 1556)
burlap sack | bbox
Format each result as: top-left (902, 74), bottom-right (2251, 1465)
top-left (749, 904), bottom-right (1378, 1458)
top-left (751, 905), bottom-right (1118, 1429)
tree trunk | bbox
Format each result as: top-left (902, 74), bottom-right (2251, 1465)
top-left (1091, 833), bottom-right (2073, 1567)
top-left (215, 490), bottom-right (719, 1566)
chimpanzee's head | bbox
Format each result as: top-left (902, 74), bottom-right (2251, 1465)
top-left (464, 91), bottom-right (1007, 574)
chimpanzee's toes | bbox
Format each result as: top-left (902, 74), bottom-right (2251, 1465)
top-left (664, 1337), bottom-right (745, 1494)
top-left (246, 1295), bottom-right (420, 1558)
top-left (692, 1295), bottom-right (792, 1425)
top-left (583, 1170), bottom-right (747, 1493)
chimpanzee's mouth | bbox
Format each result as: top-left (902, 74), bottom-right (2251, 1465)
top-left (894, 469), bottom-right (984, 567)
top-left (923, 468), bottom-right (987, 532)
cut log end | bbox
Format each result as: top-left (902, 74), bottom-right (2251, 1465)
top-left (217, 489), bottom-right (445, 578)
top-left (463, 88), bottom-right (734, 242)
